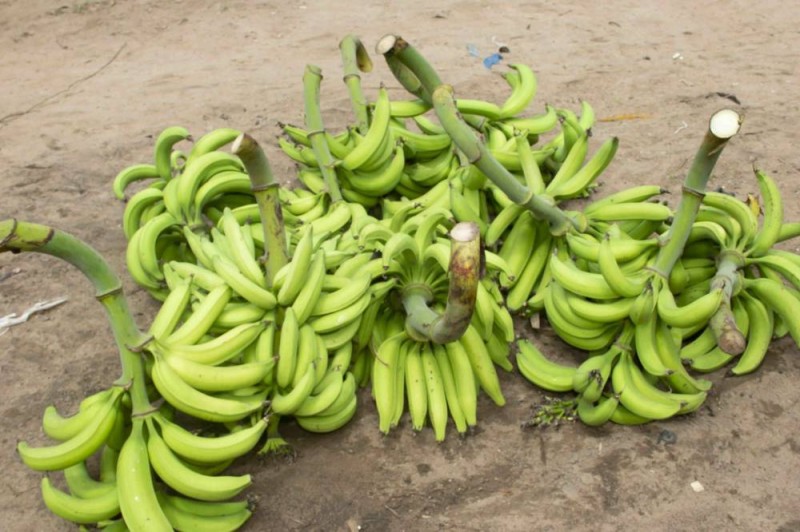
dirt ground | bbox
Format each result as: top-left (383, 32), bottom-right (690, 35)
top-left (1, 1), bottom-right (799, 530)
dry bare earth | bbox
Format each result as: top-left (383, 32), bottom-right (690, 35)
top-left (1, 1), bottom-right (799, 530)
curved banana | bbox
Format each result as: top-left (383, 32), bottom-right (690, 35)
top-left (117, 419), bottom-right (172, 531)
top-left (18, 388), bottom-right (123, 471)
top-left (146, 419), bottom-right (251, 501)
top-left (516, 339), bottom-right (576, 392)
top-left (154, 126), bottom-right (191, 181)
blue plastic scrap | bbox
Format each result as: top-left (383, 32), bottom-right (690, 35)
top-left (482, 53), bottom-right (503, 69)
top-left (466, 43), bottom-right (480, 57)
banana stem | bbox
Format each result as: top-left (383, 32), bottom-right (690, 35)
top-left (376, 34), bottom-right (439, 103)
top-left (0, 219), bottom-right (152, 413)
top-left (303, 64), bottom-right (344, 203)
top-left (232, 133), bottom-right (289, 288)
top-left (339, 35), bottom-right (373, 134)
top-left (709, 250), bottom-right (746, 355)
top-left (434, 85), bottom-right (579, 235)
top-left (402, 222), bottom-right (481, 343)
top-left (651, 109), bottom-right (741, 278)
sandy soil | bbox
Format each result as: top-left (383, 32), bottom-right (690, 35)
top-left (1, 1), bottom-right (799, 530)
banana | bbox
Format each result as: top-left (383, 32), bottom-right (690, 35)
top-left (277, 228), bottom-right (315, 306)
top-left (609, 403), bottom-right (652, 426)
top-left (157, 491), bottom-right (252, 531)
top-left (597, 233), bottom-right (647, 298)
top-left (778, 222), bottom-right (800, 243)
top-left (420, 343), bottom-right (448, 441)
top-left (341, 85), bottom-right (391, 170)
top-left (656, 284), bottom-right (724, 329)
top-left (151, 352), bottom-right (265, 422)
top-left (743, 277), bottom-right (800, 344)
top-left (749, 250), bottom-right (800, 291)
top-left (404, 342), bottom-right (428, 431)
top-left (573, 346), bottom-right (622, 402)
top-left (117, 419), bottom-right (173, 531)
top-left (188, 127), bottom-right (242, 160)
top-left (459, 325), bottom-right (505, 406)
top-left (549, 248), bottom-right (619, 300)
top-left (516, 338), bottom-right (576, 392)
top-left (506, 226), bottom-right (552, 311)
top-left (373, 332), bottom-right (406, 434)
top-left (148, 276), bottom-right (192, 340)
top-left (18, 388), bottom-right (123, 471)
top-left (40, 476), bottom-right (119, 525)
top-left (576, 394), bottom-right (619, 427)
top-left (497, 211), bottom-right (537, 287)
top-left (158, 321), bottom-right (264, 365)
top-left (291, 251), bottom-right (326, 325)
top-left (291, 324), bottom-right (319, 389)
top-left (730, 292), bottom-right (774, 375)
top-left (113, 163), bottom-right (160, 200)
top-left (498, 63), bottom-right (538, 118)
top-left (276, 307), bottom-right (300, 389)
top-left (154, 126), bottom-right (191, 181)
top-left (295, 370), bottom-right (345, 417)
top-left (308, 290), bottom-right (370, 334)
top-left (41, 388), bottom-right (114, 441)
top-left (587, 201), bottom-right (672, 223)
top-left (210, 254), bottom-right (276, 309)
top-left (611, 352), bottom-right (682, 420)
top-left (703, 190), bottom-right (758, 248)
top-left (381, 231), bottom-right (420, 271)
top-left (121, 185), bottom-right (166, 240)
top-left (219, 207), bottom-right (265, 286)
top-left (319, 314), bottom-right (362, 350)
top-left (166, 284), bottom-right (231, 345)
top-left (155, 414), bottom-right (267, 464)
top-left (146, 419), bottom-right (251, 501)
top-left (443, 338), bottom-right (477, 428)
top-left (272, 357), bottom-right (317, 416)
top-left (164, 355), bottom-right (271, 393)
top-left (295, 392), bottom-right (358, 433)
top-left (177, 151), bottom-right (245, 220)
top-left (550, 137), bottom-right (619, 199)
top-left (564, 290), bottom-right (633, 324)
top-left (340, 142), bottom-right (405, 197)
top-left (63, 460), bottom-right (115, 498)
top-left (311, 273), bottom-right (372, 317)
top-left (633, 312), bottom-right (672, 377)
top-left (545, 130), bottom-right (588, 195)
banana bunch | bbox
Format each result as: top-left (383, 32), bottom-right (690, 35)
top-left (517, 161), bottom-right (800, 426)
top-left (333, 207), bottom-right (515, 440)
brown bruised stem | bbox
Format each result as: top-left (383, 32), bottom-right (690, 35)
top-left (232, 133), bottom-right (288, 288)
top-left (651, 109), bottom-right (742, 279)
top-left (433, 85), bottom-right (581, 235)
top-left (339, 35), bottom-right (373, 134)
top-left (402, 222), bottom-right (481, 344)
top-left (303, 64), bottom-right (344, 203)
top-left (0, 219), bottom-right (152, 414)
top-left (709, 250), bottom-right (746, 355)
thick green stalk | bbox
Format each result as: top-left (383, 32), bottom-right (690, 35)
top-left (339, 35), bottom-right (373, 134)
top-left (0, 219), bottom-right (152, 414)
top-left (232, 133), bottom-right (288, 288)
top-left (376, 34), bottom-right (440, 103)
top-left (651, 109), bottom-right (741, 278)
top-left (303, 64), bottom-right (343, 203)
top-left (709, 249), bottom-right (746, 355)
top-left (402, 222), bottom-right (480, 343)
